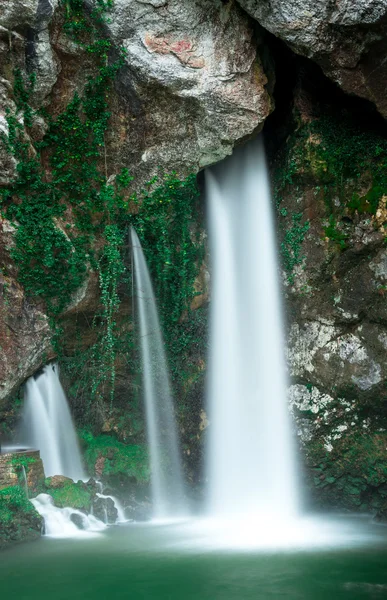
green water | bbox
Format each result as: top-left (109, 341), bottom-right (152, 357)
top-left (1, 519), bottom-right (387, 600)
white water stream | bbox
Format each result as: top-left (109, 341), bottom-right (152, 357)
top-left (131, 227), bottom-right (186, 519)
top-left (205, 136), bottom-right (299, 522)
top-left (31, 494), bottom-right (106, 538)
top-left (21, 363), bottom-right (85, 481)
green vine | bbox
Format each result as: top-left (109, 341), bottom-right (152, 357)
top-left (131, 173), bottom-right (205, 385)
top-left (280, 212), bottom-right (310, 284)
top-left (1, 0), bottom-right (205, 420)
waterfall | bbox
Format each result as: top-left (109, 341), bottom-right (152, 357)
top-left (130, 227), bottom-right (186, 519)
top-left (31, 494), bottom-right (106, 537)
top-left (96, 480), bottom-right (128, 523)
top-left (205, 136), bottom-right (299, 521)
top-left (21, 363), bottom-right (86, 481)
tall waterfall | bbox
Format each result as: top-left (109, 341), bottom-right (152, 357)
top-left (130, 227), bottom-right (186, 518)
top-left (21, 363), bottom-right (85, 481)
top-left (206, 137), bottom-right (299, 520)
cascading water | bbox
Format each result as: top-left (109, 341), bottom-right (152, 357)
top-left (205, 136), bottom-right (299, 522)
top-left (130, 227), bottom-right (186, 519)
top-left (21, 363), bottom-right (85, 481)
top-left (31, 494), bottom-right (106, 537)
top-left (96, 481), bottom-right (128, 523)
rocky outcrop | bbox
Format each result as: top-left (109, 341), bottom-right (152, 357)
top-left (0, 0), bottom-right (272, 407)
top-left (237, 0), bottom-right (387, 119)
top-left (273, 70), bottom-right (387, 511)
top-left (0, 485), bottom-right (42, 549)
top-left (0, 219), bottom-right (52, 403)
top-left (92, 0), bottom-right (272, 172)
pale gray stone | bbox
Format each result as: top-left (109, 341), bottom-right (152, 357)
top-left (237, 0), bottom-right (387, 117)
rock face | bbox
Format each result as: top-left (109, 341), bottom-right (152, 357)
top-left (0, 218), bottom-right (52, 403)
top-left (95, 0), bottom-right (272, 171)
top-left (0, 0), bottom-right (272, 408)
top-left (237, 0), bottom-right (387, 119)
top-left (273, 71), bottom-right (387, 513)
top-left (2, 0), bottom-right (387, 520)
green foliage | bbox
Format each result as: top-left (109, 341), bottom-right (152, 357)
top-left (0, 486), bottom-right (35, 524)
top-left (1, 0), bottom-right (134, 404)
top-left (280, 212), bottom-right (310, 284)
top-left (80, 430), bottom-right (150, 482)
top-left (10, 455), bottom-right (36, 470)
top-left (132, 174), bottom-right (202, 326)
top-left (1, 0), bottom-right (126, 316)
top-left (131, 174), bottom-right (205, 381)
top-left (324, 215), bottom-right (348, 249)
top-left (309, 115), bottom-right (387, 204)
top-left (1, 0), bottom-right (205, 414)
top-left (45, 478), bottom-right (92, 510)
top-left (91, 225), bottom-right (126, 408)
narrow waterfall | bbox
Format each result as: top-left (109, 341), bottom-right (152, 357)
top-left (130, 227), bottom-right (186, 519)
top-left (206, 137), bottom-right (299, 521)
top-left (21, 363), bottom-right (86, 481)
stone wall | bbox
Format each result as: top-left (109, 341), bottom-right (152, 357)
top-left (0, 450), bottom-right (45, 494)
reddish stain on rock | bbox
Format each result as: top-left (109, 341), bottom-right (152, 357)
top-left (144, 33), bottom-right (205, 69)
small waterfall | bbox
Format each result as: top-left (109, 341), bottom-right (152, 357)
top-left (21, 363), bottom-right (86, 481)
top-left (130, 227), bottom-right (186, 519)
top-left (31, 494), bottom-right (106, 537)
top-left (205, 137), bottom-right (299, 521)
top-left (95, 480), bottom-right (127, 523)
top-left (96, 493), bottom-right (127, 523)
top-left (21, 465), bottom-right (28, 498)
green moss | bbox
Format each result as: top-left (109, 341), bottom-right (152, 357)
top-left (274, 111), bottom-right (387, 262)
top-left (80, 430), bottom-right (150, 482)
top-left (0, 486), bottom-right (36, 525)
top-left (45, 479), bottom-right (92, 510)
top-left (131, 174), bottom-right (204, 359)
top-left (280, 212), bottom-right (310, 284)
top-left (306, 431), bottom-right (387, 510)
top-left (1, 0), bottom-right (205, 416)
top-left (324, 215), bottom-right (348, 249)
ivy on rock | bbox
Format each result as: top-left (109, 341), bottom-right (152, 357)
top-left (0, 0), bottom-right (205, 414)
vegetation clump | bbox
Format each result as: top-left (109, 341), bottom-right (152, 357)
top-left (0, 486), bottom-right (42, 548)
top-left (0, 0), bottom-right (205, 418)
top-left (80, 430), bottom-right (150, 482)
top-left (45, 477), bottom-right (93, 510)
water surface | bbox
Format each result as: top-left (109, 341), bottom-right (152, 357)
top-left (2, 516), bottom-right (387, 600)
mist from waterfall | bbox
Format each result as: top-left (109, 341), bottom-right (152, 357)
top-left (130, 227), bottom-right (186, 519)
top-left (21, 363), bottom-right (85, 481)
top-left (205, 136), bottom-right (299, 521)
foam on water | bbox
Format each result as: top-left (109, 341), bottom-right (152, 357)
top-left (31, 494), bottom-right (106, 539)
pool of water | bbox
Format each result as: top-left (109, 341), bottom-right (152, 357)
top-left (2, 515), bottom-right (387, 599)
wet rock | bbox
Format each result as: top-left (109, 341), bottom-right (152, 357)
top-left (46, 475), bottom-right (74, 489)
top-left (92, 496), bottom-right (118, 524)
top-left (237, 0), bottom-right (387, 118)
top-left (70, 512), bottom-right (85, 529)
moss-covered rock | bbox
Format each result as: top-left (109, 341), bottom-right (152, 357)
top-left (44, 476), bottom-right (93, 511)
top-left (274, 71), bottom-right (387, 513)
top-left (80, 430), bottom-right (150, 483)
top-left (0, 485), bottom-right (42, 550)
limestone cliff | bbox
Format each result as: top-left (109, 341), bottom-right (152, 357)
top-left (1, 0), bottom-right (387, 519)
top-left (0, 0), bottom-right (272, 408)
